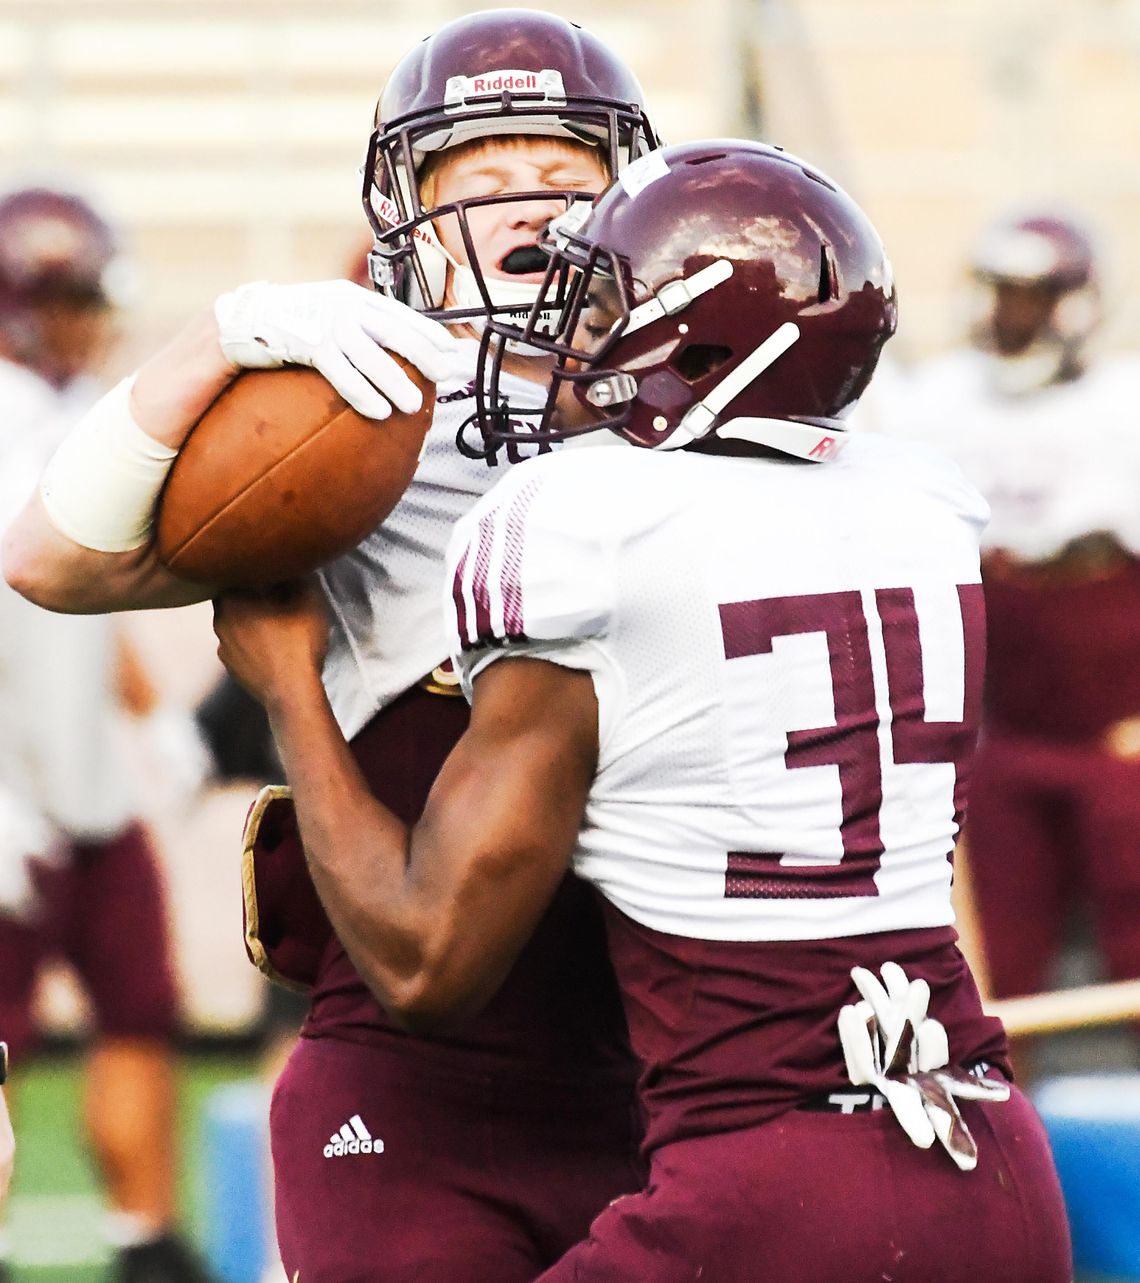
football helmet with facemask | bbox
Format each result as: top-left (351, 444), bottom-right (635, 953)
top-left (967, 210), bottom-right (1100, 396)
top-left (362, 9), bottom-right (660, 335)
top-left (472, 139), bottom-right (897, 460)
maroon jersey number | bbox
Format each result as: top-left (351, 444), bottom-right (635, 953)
top-left (719, 585), bottom-right (984, 900)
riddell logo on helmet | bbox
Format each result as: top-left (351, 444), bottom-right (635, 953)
top-left (372, 193), bottom-right (433, 246)
top-left (808, 435), bottom-right (839, 460)
top-left (445, 69), bottom-right (566, 109)
top-left (474, 71), bottom-right (539, 93)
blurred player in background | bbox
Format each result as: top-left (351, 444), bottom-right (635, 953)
top-left (895, 212), bottom-right (1140, 1051)
top-left (3, 12), bottom-right (660, 1279)
top-left (211, 139), bottom-right (1071, 1282)
top-left (0, 185), bottom-right (213, 1283)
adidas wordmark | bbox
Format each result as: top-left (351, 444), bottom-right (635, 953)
top-left (323, 1114), bottom-right (385, 1158)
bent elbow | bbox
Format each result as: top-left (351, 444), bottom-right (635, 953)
top-left (2, 535), bottom-right (51, 607)
top-left (3, 542), bottom-right (77, 613)
top-left (387, 1002), bottom-right (450, 1038)
top-left (381, 969), bottom-right (482, 1038)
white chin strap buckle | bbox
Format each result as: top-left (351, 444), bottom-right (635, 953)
top-left (625, 259), bottom-right (734, 337)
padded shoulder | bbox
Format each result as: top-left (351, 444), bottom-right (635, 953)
top-left (444, 452), bottom-right (622, 664)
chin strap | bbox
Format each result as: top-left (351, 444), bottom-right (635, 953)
top-left (448, 262), bottom-right (564, 356)
top-left (449, 262), bottom-right (542, 317)
top-left (624, 259), bottom-right (735, 337)
top-left (657, 321), bottom-right (802, 451)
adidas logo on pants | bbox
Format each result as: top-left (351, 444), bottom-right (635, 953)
top-left (323, 1114), bottom-right (385, 1158)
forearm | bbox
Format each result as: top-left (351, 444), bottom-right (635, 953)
top-left (130, 306), bottom-right (237, 446)
top-left (212, 590), bottom-right (593, 1032)
top-left (2, 308), bottom-right (234, 613)
top-left (263, 677), bottom-right (433, 1022)
top-left (262, 666), bottom-right (579, 1034)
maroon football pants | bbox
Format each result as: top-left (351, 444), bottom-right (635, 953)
top-left (0, 821), bottom-right (179, 1057)
top-left (271, 1034), bottom-right (645, 1283)
top-left (966, 731), bottom-right (1140, 998)
top-left (536, 1087), bottom-right (1070, 1283)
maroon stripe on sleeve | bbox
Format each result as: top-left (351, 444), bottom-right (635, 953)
top-left (450, 545), bottom-right (471, 648)
top-left (470, 511), bottom-right (497, 643)
top-left (500, 478), bottom-right (542, 640)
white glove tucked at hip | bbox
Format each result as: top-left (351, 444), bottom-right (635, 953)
top-left (214, 280), bottom-right (462, 420)
top-left (837, 960), bottom-right (1010, 1171)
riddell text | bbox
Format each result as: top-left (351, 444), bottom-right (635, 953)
top-left (472, 73), bottom-right (539, 92)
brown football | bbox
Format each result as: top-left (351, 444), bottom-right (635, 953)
top-left (155, 362), bottom-right (435, 587)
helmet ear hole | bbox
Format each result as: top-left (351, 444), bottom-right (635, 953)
top-left (672, 343), bottom-right (732, 383)
top-left (818, 245), bottom-right (839, 303)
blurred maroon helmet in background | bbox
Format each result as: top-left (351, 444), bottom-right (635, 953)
top-left (0, 184), bottom-right (129, 387)
top-left (968, 210), bottom-right (1100, 393)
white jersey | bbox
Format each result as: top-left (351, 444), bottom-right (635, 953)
top-left (446, 435), bottom-right (988, 943)
top-left (0, 359), bottom-right (135, 839)
top-left (885, 350), bottom-right (1140, 561)
top-left (319, 340), bottom-right (555, 737)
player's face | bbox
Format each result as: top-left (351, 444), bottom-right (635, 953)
top-left (551, 278), bottom-right (624, 431)
top-left (424, 138), bottom-right (608, 302)
top-left (21, 298), bottom-right (118, 389)
top-left (989, 279), bottom-right (1058, 356)
top-left (575, 279), bottom-right (623, 355)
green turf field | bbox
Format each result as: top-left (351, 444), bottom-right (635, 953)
top-left (7, 1050), bottom-right (263, 1283)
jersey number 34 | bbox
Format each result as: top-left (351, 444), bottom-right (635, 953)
top-left (719, 585), bottom-right (984, 900)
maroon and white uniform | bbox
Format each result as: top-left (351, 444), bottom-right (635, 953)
top-left (895, 352), bottom-right (1140, 1000)
top-left (0, 357), bottom-right (177, 1058)
top-left (445, 437), bottom-right (1070, 1282)
top-left (270, 345), bottom-right (643, 1283)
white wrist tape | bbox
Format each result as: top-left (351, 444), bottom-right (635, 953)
top-left (39, 376), bottom-right (178, 553)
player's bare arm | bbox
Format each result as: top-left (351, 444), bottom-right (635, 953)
top-left (214, 580), bottom-right (597, 1033)
top-left (3, 284), bottom-right (458, 614)
top-left (2, 307), bottom-right (234, 613)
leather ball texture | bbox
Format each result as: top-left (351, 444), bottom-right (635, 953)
top-left (155, 362), bottom-right (435, 587)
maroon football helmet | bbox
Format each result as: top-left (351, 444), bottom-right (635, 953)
top-left (362, 9), bottom-right (660, 328)
top-left (967, 210), bottom-right (1100, 391)
top-left (472, 139), bottom-right (897, 459)
top-left (0, 186), bottom-right (121, 316)
top-left (0, 185), bottom-right (128, 386)
top-left (972, 212), bottom-right (1096, 293)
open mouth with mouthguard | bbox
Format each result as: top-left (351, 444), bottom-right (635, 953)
top-left (498, 245), bottom-right (548, 275)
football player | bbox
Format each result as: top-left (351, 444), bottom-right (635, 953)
top-left (0, 186), bottom-right (212, 1282)
top-left (889, 213), bottom-right (1140, 1039)
top-left (3, 12), bottom-right (658, 1280)
top-left (210, 140), bottom-right (1072, 1281)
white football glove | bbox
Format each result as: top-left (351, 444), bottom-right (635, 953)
top-left (837, 961), bottom-right (1010, 1172)
top-left (0, 788), bottom-right (65, 921)
top-left (213, 280), bottom-right (462, 420)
